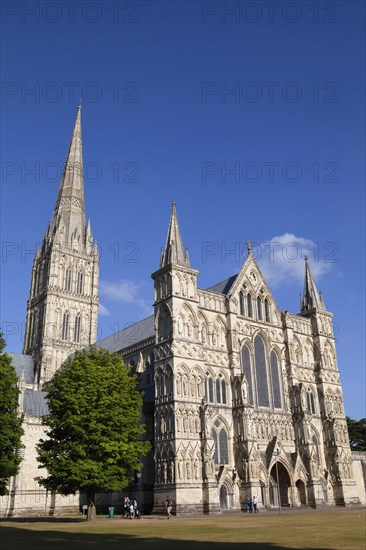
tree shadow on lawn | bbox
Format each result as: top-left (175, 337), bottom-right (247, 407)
top-left (0, 525), bottom-right (337, 550)
top-left (0, 516), bottom-right (85, 523)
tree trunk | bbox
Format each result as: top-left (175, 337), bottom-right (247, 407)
top-left (87, 490), bottom-right (96, 521)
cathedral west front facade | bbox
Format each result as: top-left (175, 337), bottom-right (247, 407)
top-left (1, 107), bottom-right (365, 517)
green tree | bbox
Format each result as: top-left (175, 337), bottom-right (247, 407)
top-left (346, 416), bottom-right (366, 452)
top-left (0, 333), bottom-right (24, 495)
top-left (36, 347), bottom-right (150, 521)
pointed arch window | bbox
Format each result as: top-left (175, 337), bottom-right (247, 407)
top-left (254, 335), bottom-right (269, 407)
top-left (247, 294), bottom-right (253, 318)
top-left (76, 272), bottom-right (84, 294)
top-left (270, 351), bottom-right (282, 409)
top-left (74, 314), bottom-right (81, 343)
top-left (307, 389), bottom-right (316, 414)
top-left (28, 313), bottom-right (34, 348)
top-left (212, 429), bottom-right (218, 463)
top-left (211, 422), bottom-right (229, 465)
top-left (215, 375), bottom-right (228, 405)
top-left (264, 298), bottom-right (270, 322)
top-left (61, 313), bottom-right (69, 341)
top-left (239, 291), bottom-right (244, 315)
top-left (221, 379), bottom-right (227, 404)
top-left (216, 379), bottom-right (221, 403)
top-left (64, 269), bottom-right (72, 291)
top-left (257, 297), bottom-right (263, 320)
top-left (241, 345), bottom-right (253, 405)
top-left (205, 376), bottom-right (214, 403)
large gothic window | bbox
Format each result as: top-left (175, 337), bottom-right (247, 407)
top-left (254, 335), bottom-right (269, 407)
top-left (247, 294), bottom-right (253, 318)
top-left (61, 313), bottom-right (69, 341)
top-left (76, 272), bottom-right (84, 294)
top-left (241, 345), bottom-right (253, 405)
top-left (74, 314), bottom-right (81, 343)
top-left (239, 291), bottom-right (244, 315)
top-left (270, 351), bottom-right (282, 409)
top-left (64, 269), bottom-right (72, 291)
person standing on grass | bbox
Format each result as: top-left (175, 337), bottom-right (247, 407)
top-left (246, 496), bottom-right (253, 513)
top-left (133, 498), bottom-right (138, 518)
top-left (253, 496), bottom-right (258, 514)
top-left (123, 496), bottom-right (130, 518)
top-left (166, 496), bottom-right (173, 519)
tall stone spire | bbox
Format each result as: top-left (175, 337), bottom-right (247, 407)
top-left (300, 256), bottom-right (324, 312)
top-left (161, 201), bottom-right (189, 268)
top-left (51, 104), bottom-right (86, 245)
top-left (23, 106), bottom-right (99, 384)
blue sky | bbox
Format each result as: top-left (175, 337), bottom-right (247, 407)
top-left (1, 1), bottom-right (365, 419)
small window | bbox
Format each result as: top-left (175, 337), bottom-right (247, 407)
top-left (247, 294), bottom-right (253, 318)
top-left (264, 299), bottom-right (270, 322)
top-left (61, 313), bottom-right (69, 341)
top-left (216, 379), bottom-right (221, 403)
top-left (74, 315), bottom-right (81, 343)
top-left (76, 272), bottom-right (84, 294)
top-left (307, 390), bottom-right (316, 414)
top-left (239, 292), bottom-right (244, 315)
top-left (64, 269), bottom-right (72, 291)
top-left (221, 380), bottom-right (227, 404)
top-left (257, 297), bottom-right (263, 320)
top-left (206, 377), bottom-right (214, 403)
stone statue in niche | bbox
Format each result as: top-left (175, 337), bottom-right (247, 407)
top-left (242, 458), bottom-right (249, 481)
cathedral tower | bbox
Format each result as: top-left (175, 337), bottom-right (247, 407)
top-left (151, 202), bottom-right (205, 514)
top-left (23, 106), bottom-right (99, 384)
top-left (298, 257), bottom-right (357, 505)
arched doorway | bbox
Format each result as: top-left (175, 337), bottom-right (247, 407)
top-left (219, 484), bottom-right (228, 510)
top-left (269, 462), bottom-right (291, 507)
top-left (296, 480), bottom-right (306, 505)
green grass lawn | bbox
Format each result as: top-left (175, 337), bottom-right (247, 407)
top-left (1, 508), bottom-right (365, 550)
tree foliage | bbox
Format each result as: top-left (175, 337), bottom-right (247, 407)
top-left (36, 347), bottom-right (150, 520)
top-left (0, 333), bottom-right (24, 495)
top-left (346, 416), bottom-right (366, 452)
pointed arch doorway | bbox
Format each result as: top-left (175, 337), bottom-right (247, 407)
top-left (219, 484), bottom-right (229, 510)
top-left (269, 462), bottom-right (291, 507)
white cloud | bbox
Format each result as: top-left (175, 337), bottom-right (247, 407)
top-left (255, 233), bottom-right (335, 288)
top-left (100, 279), bottom-right (152, 316)
top-left (98, 303), bottom-right (111, 317)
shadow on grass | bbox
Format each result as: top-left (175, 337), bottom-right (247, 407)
top-left (0, 524), bottom-right (337, 550)
top-left (0, 516), bottom-right (85, 523)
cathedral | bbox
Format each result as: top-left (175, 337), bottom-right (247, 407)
top-left (1, 107), bottom-right (365, 517)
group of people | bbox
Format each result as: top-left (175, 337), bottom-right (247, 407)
top-left (123, 496), bottom-right (140, 519)
top-left (122, 495), bottom-right (258, 519)
top-left (245, 496), bottom-right (259, 513)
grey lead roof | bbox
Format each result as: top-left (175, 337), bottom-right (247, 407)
top-left (23, 389), bottom-right (48, 417)
top-left (205, 274), bottom-right (237, 295)
top-left (97, 276), bottom-right (239, 354)
top-left (8, 353), bottom-right (48, 417)
top-left (97, 315), bottom-right (155, 354)
top-left (8, 353), bottom-right (35, 384)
